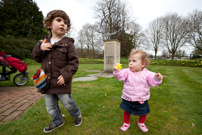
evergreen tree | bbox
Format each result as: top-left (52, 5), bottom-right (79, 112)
top-left (0, 0), bottom-right (45, 39)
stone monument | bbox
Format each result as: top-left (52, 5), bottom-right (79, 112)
top-left (100, 10), bottom-right (123, 73)
top-left (104, 39), bottom-right (120, 73)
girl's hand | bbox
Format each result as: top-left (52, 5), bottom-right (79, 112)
top-left (57, 75), bottom-right (65, 85)
top-left (40, 39), bottom-right (52, 51)
top-left (113, 63), bottom-right (122, 71)
top-left (155, 73), bottom-right (163, 80)
top-left (113, 65), bottom-right (118, 71)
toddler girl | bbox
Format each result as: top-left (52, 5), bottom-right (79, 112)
top-left (113, 49), bottom-right (163, 132)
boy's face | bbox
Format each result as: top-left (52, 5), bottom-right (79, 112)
top-left (128, 53), bottom-right (145, 72)
top-left (50, 17), bottom-right (68, 37)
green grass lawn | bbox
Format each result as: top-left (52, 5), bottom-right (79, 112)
top-left (0, 64), bottom-right (202, 134)
top-left (0, 64), bottom-right (103, 87)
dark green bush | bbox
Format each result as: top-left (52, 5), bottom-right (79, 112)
top-left (0, 35), bottom-right (37, 59)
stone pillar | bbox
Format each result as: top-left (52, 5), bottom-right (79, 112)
top-left (104, 39), bottom-right (121, 73)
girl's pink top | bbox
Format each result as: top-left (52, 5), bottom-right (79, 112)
top-left (113, 68), bottom-right (162, 102)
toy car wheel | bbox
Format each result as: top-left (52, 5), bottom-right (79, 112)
top-left (13, 73), bottom-right (29, 86)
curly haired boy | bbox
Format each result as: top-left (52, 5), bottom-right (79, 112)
top-left (32, 10), bottom-right (82, 133)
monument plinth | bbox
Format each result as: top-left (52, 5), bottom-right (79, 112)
top-left (104, 39), bottom-right (121, 73)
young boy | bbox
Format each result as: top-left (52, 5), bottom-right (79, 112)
top-left (31, 10), bottom-right (82, 133)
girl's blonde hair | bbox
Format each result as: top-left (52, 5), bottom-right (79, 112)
top-left (129, 49), bottom-right (150, 66)
top-left (43, 10), bottom-right (71, 37)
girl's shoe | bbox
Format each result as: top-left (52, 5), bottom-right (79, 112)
top-left (137, 122), bottom-right (148, 132)
top-left (120, 123), bottom-right (130, 132)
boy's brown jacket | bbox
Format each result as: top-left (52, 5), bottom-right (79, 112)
top-left (31, 37), bottom-right (78, 94)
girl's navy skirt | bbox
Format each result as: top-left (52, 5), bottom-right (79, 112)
top-left (120, 99), bottom-right (150, 116)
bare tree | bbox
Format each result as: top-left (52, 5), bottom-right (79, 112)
top-left (94, 0), bottom-right (136, 56)
top-left (187, 9), bottom-right (202, 51)
top-left (127, 22), bottom-right (145, 49)
top-left (94, 0), bottom-right (123, 39)
top-left (66, 26), bottom-right (77, 38)
top-left (192, 47), bottom-right (202, 54)
top-left (145, 17), bottom-right (164, 59)
top-left (161, 49), bottom-right (170, 58)
top-left (76, 29), bottom-right (85, 58)
top-left (78, 23), bottom-right (102, 58)
top-left (162, 13), bottom-right (189, 59)
top-left (175, 49), bottom-right (186, 59)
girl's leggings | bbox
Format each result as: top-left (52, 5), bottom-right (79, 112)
top-left (124, 111), bottom-right (147, 124)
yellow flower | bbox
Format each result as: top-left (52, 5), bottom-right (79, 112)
top-left (116, 63), bottom-right (122, 70)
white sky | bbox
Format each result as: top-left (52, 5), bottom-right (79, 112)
top-left (34, 0), bottom-right (202, 55)
top-left (34, 0), bottom-right (202, 30)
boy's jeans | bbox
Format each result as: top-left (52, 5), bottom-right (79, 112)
top-left (44, 94), bottom-right (81, 126)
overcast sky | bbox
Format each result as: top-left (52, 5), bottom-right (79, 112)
top-left (34, 0), bottom-right (202, 30)
top-left (34, 0), bottom-right (202, 54)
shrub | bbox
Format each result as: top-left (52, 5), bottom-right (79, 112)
top-left (0, 35), bottom-right (36, 59)
top-left (150, 59), bottom-right (202, 67)
top-left (78, 58), bottom-right (104, 64)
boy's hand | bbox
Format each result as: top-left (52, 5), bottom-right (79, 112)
top-left (57, 75), bottom-right (65, 85)
top-left (155, 73), bottom-right (163, 80)
top-left (40, 39), bottom-right (52, 51)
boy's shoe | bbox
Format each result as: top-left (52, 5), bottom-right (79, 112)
top-left (138, 122), bottom-right (148, 132)
top-left (74, 114), bottom-right (82, 126)
top-left (120, 123), bottom-right (130, 132)
top-left (43, 121), bottom-right (65, 133)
